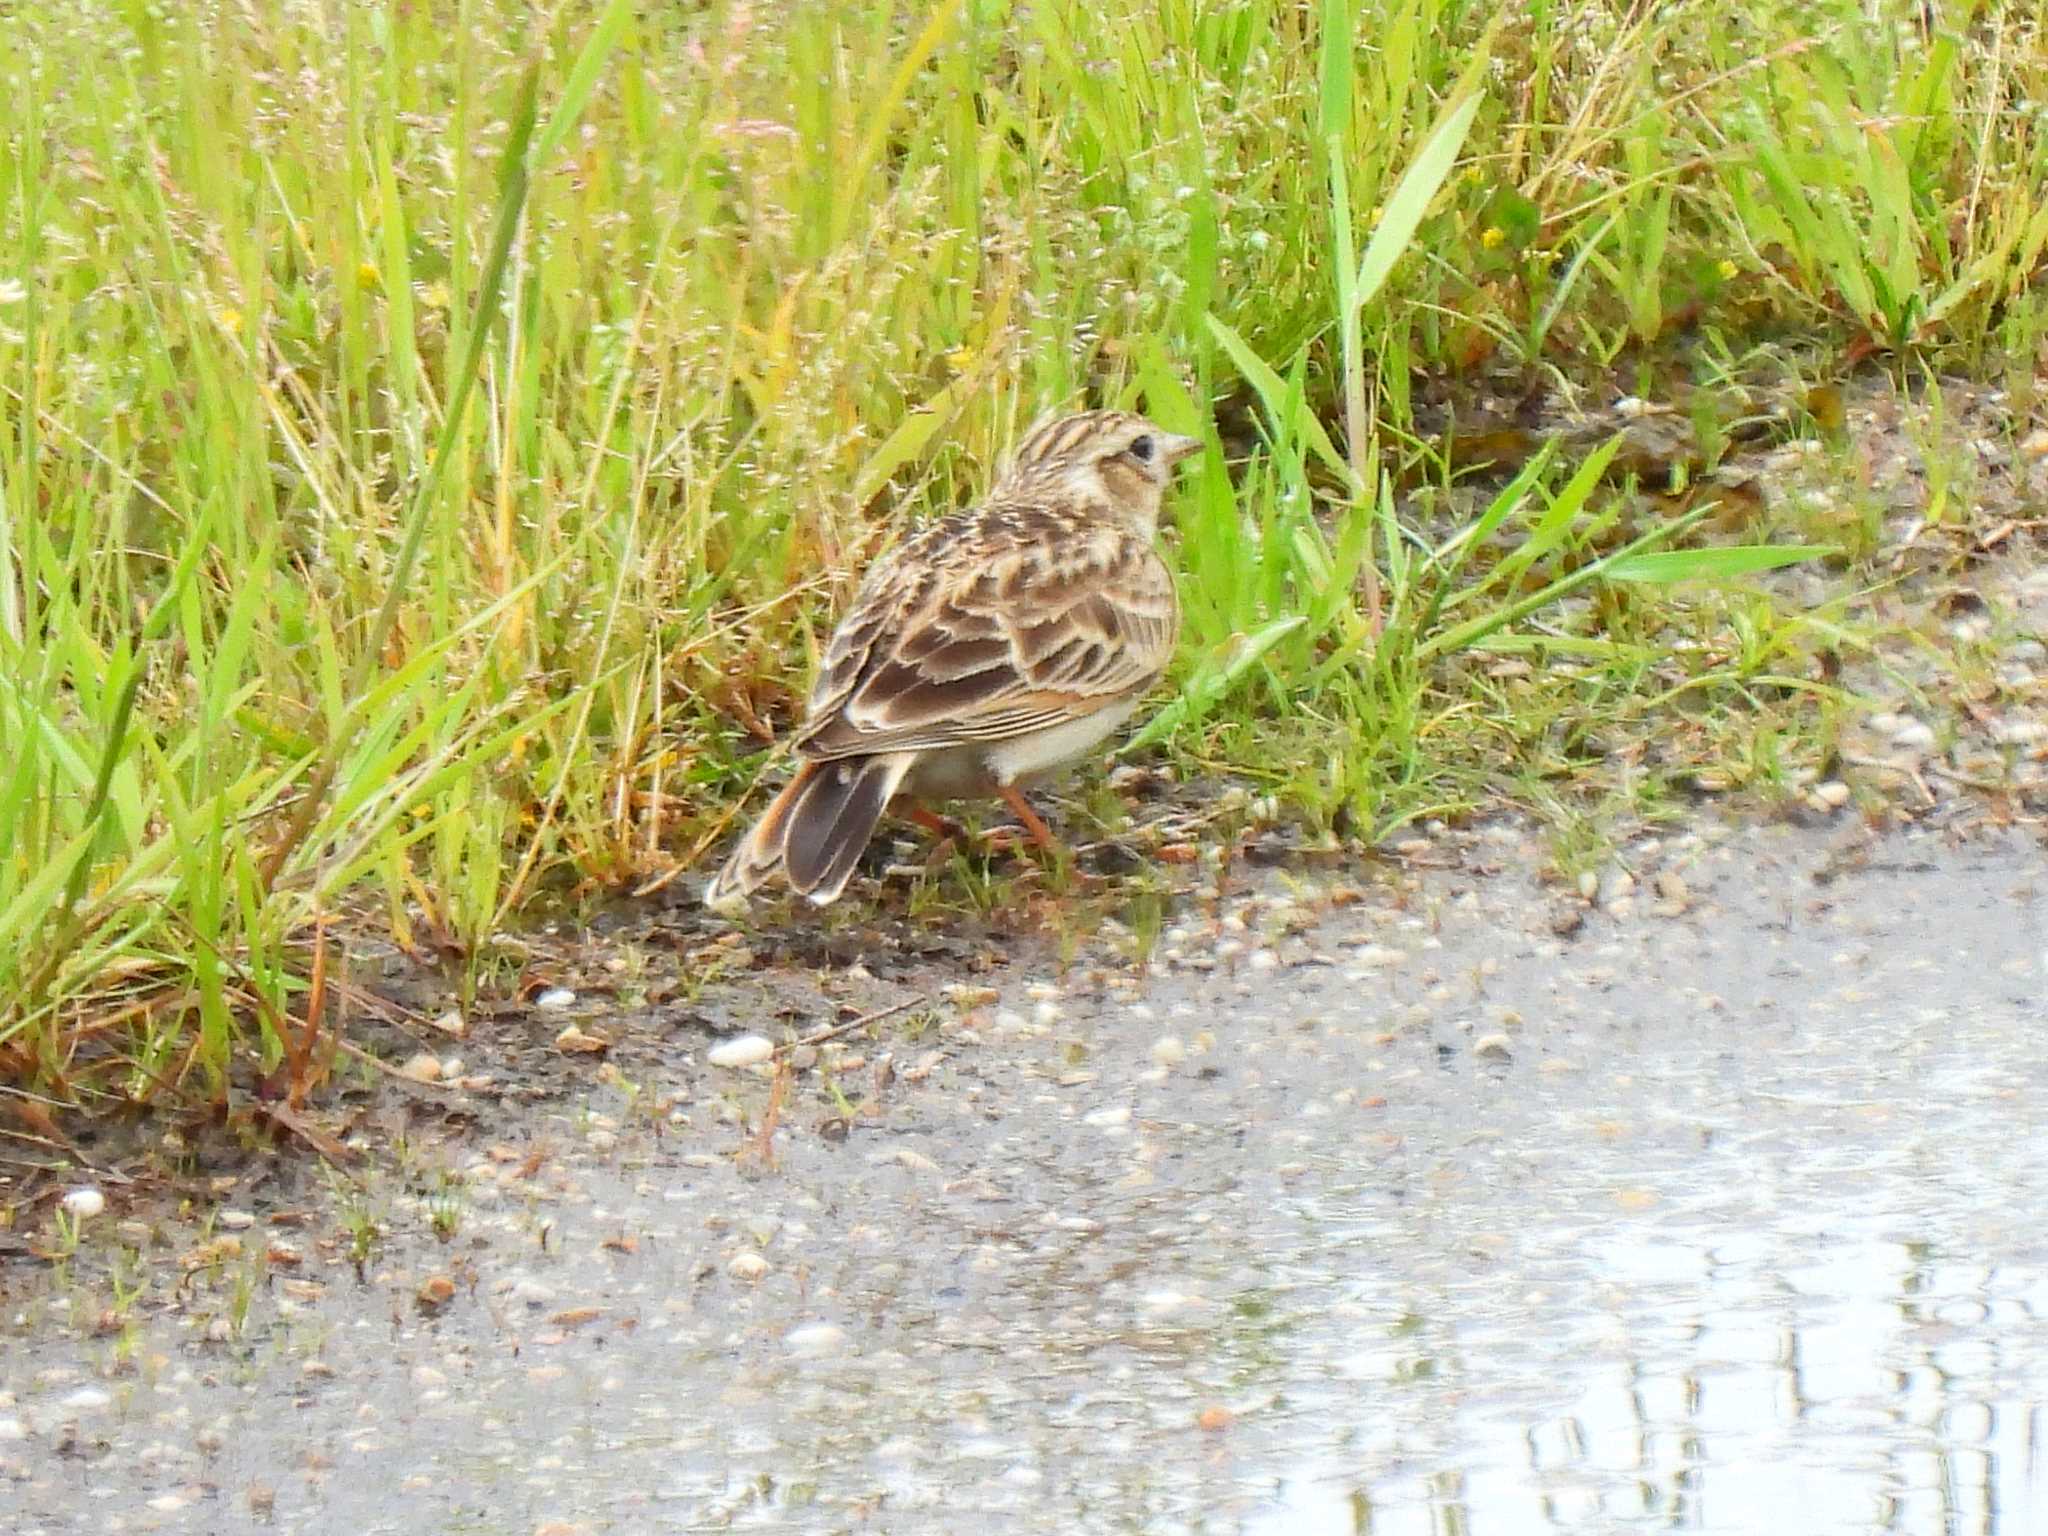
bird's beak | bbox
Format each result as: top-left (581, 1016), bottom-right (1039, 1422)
top-left (1163, 432), bottom-right (1204, 467)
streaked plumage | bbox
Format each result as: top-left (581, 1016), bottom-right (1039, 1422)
top-left (704, 409), bottom-right (1201, 908)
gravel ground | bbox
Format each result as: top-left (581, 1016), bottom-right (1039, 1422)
top-left (4, 815), bottom-right (2044, 1535)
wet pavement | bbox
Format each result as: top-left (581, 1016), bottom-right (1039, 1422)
top-left (4, 817), bottom-right (2045, 1534)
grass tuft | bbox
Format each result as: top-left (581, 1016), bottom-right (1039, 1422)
top-left (1, 0), bottom-right (2041, 1109)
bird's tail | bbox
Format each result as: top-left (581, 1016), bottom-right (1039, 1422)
top-left (702, 752), bottom-right (918, 909)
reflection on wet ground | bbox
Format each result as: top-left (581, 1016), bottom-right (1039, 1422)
top-left (4, 821), bottom-right (2044, 1533)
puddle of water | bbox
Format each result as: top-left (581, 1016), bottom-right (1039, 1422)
top-left (3, 822), bottom-right (2044, 1534)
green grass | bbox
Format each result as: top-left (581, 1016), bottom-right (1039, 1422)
top-left (2, 0), bottom-right (2043, 1109)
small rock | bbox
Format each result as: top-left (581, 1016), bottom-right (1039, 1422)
top-left (218, 1210), bottom-right (256, 1231)
top-left (416, 1274), bottom-right (457, 1310)
top-left (707, 1035), bottom-right (774, 1070)
top-left (727, 1252), bottom-right (769, 1282)
top-left (1197, 1405), bottom-right (1234, 1432)
top-left (1150, 1035), bottom-right (1187, 1069)
top-left (0, 1419), bottom-right (25, 1442)
top-left (59, 1388), bottom-right (110, 1412)
top-left (553, 1025), bottom-right (609, 1056)
top-left (784, 1322), bottom-right (848, 1358)
top-left (400, 1052), bottom-right (444, 1083)
top-left (1472, 1033), bottom-right (1513, 1061)
top-left (60, 1188), bottom-right (105, 1220)
top-left (1651, 872), bottom-right (1690, 918)
top-left (1990, 717), bottom-right (2047, 746)
top-left (1890, 718), bottom-right (1936, 751)
top-left (534, 987), bottom-right (577, 1011)
top-left (1576, 870), bottom-right (1599, 902)
top-left (508, 1278), bottom-right (557, 1308)
top-left (1813, 780), bottom-right (1851, 810)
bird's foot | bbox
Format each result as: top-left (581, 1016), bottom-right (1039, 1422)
top-left (905, 805), bottom-right (968, 842)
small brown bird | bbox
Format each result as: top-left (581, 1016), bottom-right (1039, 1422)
top-left (704, 409), bottom-right (1202, 908)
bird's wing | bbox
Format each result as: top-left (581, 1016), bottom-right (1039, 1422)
top-left (795, 507), bottom-right (1176, 761)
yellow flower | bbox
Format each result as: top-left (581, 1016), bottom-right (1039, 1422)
top-left (215, 306), bottom-right (243, 336)
top-left (1717, 258), bottom-right (1740, 281)
top-left (357, 261), bottom-right (381, 291)
top-left (1480, 225), bottom-right (1506, 250)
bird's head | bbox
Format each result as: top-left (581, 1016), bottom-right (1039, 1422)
top-left (1000, 410), bottom-right (1203, 536)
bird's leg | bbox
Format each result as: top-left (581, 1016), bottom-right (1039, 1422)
top-left (905, 804), bottom-right (965, 841)
top-left (993, 786), bottom-right (1057, 852)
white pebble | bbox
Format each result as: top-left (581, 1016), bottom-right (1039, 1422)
top-left (534, 987), bottom-right (577, 1011)
top-left (509, 1277), bottom-right (557, 1308)
top-left (218, 1210), bottom-right (255, 1230)
top-left (1472, 1033), bottom-right (1513, 1061)
top-left (0, 1418), bottom-right (24, 1441)
top-left (399, 1052), bottom-right (443, 1083)
top-left (1813, 780), bottom-right (1851, 809)
top-left (707, 1035), bottom-right (774, 1069)
top-left (1150, 1035), bottom-right (1187, 1069)
top-left (61, 1188), bottom-right (105, 1220)
top-left (1891, 719), bottom-right (1936, 750)
top-left (784, 1323), bottom-right (848, 1358)
top-left (1083, 1105), bottom-right (1132, 1130)
top-left (60, 1388), bottom-right (111, 1412)
top-left (727, 1252), bottom-right (770, 1282)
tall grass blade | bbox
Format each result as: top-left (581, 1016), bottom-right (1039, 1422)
top-left (1352, 91), bottom-right (1481, 310)
top-left (259, 62), bottom-right (543, 888)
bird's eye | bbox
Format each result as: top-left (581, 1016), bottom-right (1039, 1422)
top-left (1127, 435), bottom-right (1155, 463)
